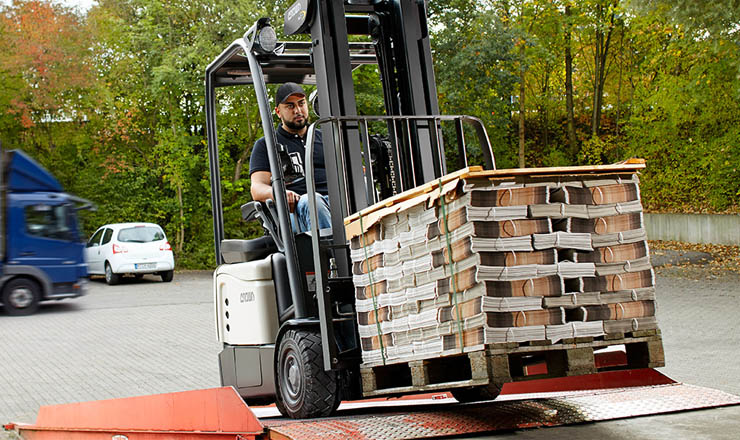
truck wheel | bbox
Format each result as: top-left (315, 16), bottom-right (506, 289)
top-left (276, 329), bottom-right (340, 418)
top-left (2, 278), bottom-right (41, 316)
top-left (451, 384), bottom-right (502, 403)
top-left (105, 263), bottom-right (120, 285)
top-left (160, 270), bottom-right (174, 282)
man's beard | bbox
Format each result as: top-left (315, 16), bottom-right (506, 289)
top-left (284, 118), bottom-right (307, 131)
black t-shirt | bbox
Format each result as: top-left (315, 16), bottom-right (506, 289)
top-left (249, 125), bottom-right (328, 195)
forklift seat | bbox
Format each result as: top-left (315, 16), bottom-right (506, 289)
top-left (215, 200), bottom-right (283, 264)
top-left (220, 236), bottom-right (277, 263)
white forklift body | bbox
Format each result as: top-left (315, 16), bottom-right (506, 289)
top-left (214, 257), bottom-right (279, 346)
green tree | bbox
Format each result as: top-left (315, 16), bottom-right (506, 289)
top-left (0, 0), bottom-right (95, 153)
top-left (429, 0), bottom-right (518, 169)
top-left (83, 0), bottom-right (284, 265)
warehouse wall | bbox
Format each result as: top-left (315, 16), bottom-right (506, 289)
top-left (644, 213), bottom-right (740, 245)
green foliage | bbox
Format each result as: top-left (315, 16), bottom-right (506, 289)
top-left (429, 0), bottom-right (518, 169)
top-left (621, 16), bottom-right (740, 213)
top-left (631, 0), bottom-right (740, 45)
top-left (2, 0), bottom-right (739, 272)
top-left (579, 135), bottom-right (608, 165)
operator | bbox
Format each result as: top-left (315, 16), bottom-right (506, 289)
top-left (249, 82), bottom-right (332, 233)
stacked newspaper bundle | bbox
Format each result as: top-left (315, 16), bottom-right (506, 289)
top-left (543, 176), bottom-right (658, 335)
top-left (350, 182), bottom-right (591, 365)
top-left (347, 167), bottom-right (658, 366)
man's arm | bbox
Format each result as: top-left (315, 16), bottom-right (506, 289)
top-left (250, 171), bottom-right (300, 212)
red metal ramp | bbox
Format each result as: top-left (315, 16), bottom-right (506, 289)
top-left (6, 370), bottom-right (740, 440)
top-left (6, 387), bottom-right (264, 440)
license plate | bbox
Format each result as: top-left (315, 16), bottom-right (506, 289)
top-left (135, 263), bottom-right (156, 270)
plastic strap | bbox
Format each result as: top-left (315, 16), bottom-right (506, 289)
top-left (524, 278), bottom-right (535, 296)
top-left (605, 246), bottom-right (615, 263)
top-left (500, 187), bottom-right (512, 206)
top-left (595, 217), bottom-right (607, 234)
top-left (612, 273), bottom-right (623, 291)
top-left (592, 186), bottom-right (604, 204)
top-left (438, 178), bottom-right (465, 353)
top-left (358, 212), bottom-right (386, 365)
top-left (518, 311), bottom-right (528, 327)
top-left (616, 302), bottom-right (626, 320)
top-left (503, 219), bottom-right (519, 237)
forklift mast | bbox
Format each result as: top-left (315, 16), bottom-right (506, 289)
top-left (291, 0), bottom-right (446, 277)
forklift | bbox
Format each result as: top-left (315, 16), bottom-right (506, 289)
top-left (205, 0), bottom-right (497, 419)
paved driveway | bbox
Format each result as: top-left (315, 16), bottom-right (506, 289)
top-left (0, 271), bottom-right (222, 426)
top-left (1, 267), bottom-right (739, 439)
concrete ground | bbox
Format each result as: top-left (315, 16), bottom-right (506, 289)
top-left (1, 263), bottom-right (739, 439)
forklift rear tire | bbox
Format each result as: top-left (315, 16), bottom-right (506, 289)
top-left (450, 384), bottom-right (502, 403)
top-left (275, 328), bottom-right (340, 418)
top-left (2, 278), bottom-right (41, 316)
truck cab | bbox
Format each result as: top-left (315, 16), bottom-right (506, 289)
top-left (0, 148), bottom-right (92, 316)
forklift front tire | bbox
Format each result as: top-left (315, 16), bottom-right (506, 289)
top-left (276, 328), bottom-right (340, 418)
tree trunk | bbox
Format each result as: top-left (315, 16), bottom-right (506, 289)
top-left (518, 71), bottom-right (526, 168)
top-left (542, 69), bottom-right (550, 152)
top-left (615, 27), bottom-right (624, 138)
top-left (177, 182), bottom-right (184, 255)
top-left (591, 2), bottom-right (616, 138)
top-left (565, 4), bottom-right (577, 156)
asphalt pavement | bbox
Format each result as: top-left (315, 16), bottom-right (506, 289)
top-left (1, 262), bottom-right (739, 439)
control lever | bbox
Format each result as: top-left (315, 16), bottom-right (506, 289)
top-left (277, 142), bottom-right (304, 185)
top-left (263, 199), bottom-right (284, 251)
top-left (240, 201), bottom-right (284, 252)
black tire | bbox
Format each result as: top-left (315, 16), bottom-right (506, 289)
top-left (104, 263), bottom-right (120, 285)
top-left (2, 278), bottom-right (41, 316)
top-left (276, 329), bottom-right (340, 419)
top-left (160, 270), bottom-right (174, 282)
top-left (451, 384), bottom-right (502, 403)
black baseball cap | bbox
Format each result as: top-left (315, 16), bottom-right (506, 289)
top-left (275, 82), bottom-right (306, 105)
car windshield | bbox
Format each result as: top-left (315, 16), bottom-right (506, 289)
top-left (117, 226), bottom-right (165, 243)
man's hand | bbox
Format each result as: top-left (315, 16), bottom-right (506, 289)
top-left (251, 171), bottom-right (301, 212)
top-left (286, 190), bottom-right (300, 213)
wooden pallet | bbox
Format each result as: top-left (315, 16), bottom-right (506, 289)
top-left (360, 331), bottom-right (664, 397)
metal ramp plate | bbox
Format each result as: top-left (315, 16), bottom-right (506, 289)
top-left (262, 383), bottom-right (740, 440)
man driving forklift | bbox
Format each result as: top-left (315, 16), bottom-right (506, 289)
top-left (249, 82), bottom-right (332, 233)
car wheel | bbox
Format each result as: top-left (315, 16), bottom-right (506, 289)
top-left (275, 329), bottom-right (340, 418)
top-left (105, 263), bottom-right (120, 285)
top-left (2, 278), bottom-right (41, 316)
top-left (160, 270), bottom-right (174, 283)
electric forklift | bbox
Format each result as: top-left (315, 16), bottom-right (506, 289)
top-left (205, 0), bottom-right (496, 418)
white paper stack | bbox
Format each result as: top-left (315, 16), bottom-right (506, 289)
top-left (348, 170), bottom-right (658, 366)
top-left (533, 232), bottom-right (593, 251)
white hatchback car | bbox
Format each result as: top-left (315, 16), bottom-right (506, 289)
top-left (85, 223), bottom-right (175, 285)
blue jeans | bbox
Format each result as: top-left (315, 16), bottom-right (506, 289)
top-left (291, 193), bottom-right (332, 233)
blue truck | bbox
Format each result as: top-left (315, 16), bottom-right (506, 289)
top-left (0, 146), bottom-right (92, 315)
